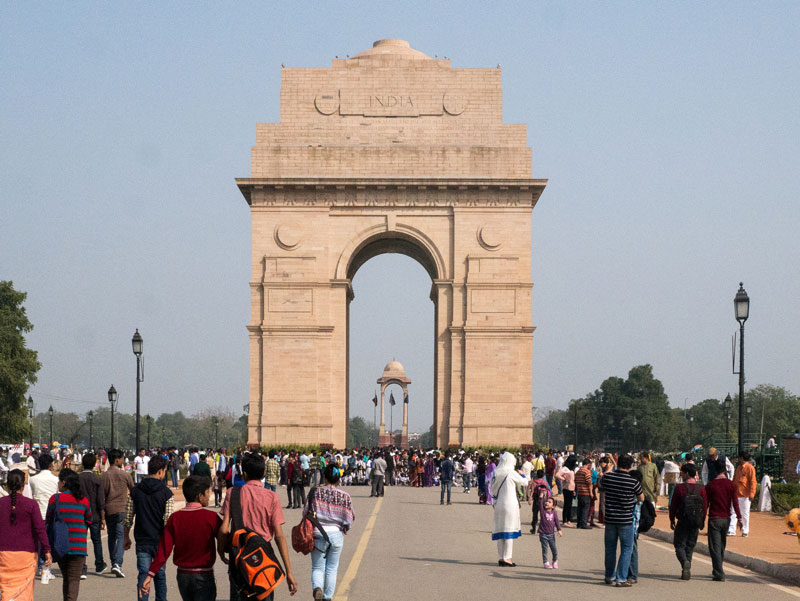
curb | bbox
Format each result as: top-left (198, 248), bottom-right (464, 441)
top-left (644, 526), bottom-right (800, 587)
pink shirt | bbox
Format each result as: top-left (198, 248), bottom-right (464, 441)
top-left (220, 480), bottom-right (284, 542)
top-left (558, 467), bottom-right (575, 491)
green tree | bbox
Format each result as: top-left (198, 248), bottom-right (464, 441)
top-left (0, 281), bottom-right (41, 441)
top-left (346, 416), bottom-right (378, 448)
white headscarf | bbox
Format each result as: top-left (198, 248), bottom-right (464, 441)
top-left (490, 451), bottom-right (519, 494)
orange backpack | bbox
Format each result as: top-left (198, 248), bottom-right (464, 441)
top-left (229, 488), bottom-right (285, 600)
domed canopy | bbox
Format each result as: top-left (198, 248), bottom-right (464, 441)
top-left (352, 39), bottom-right (431, 61)
top-left (377, 359), bottom-right (412, 384)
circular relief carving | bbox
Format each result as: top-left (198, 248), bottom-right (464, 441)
top-left (478, 224), bottom-right (505, 251)
top-left (443, 93), bottom-right (467, 116)
top-left (275, 223), bottom-right (302, 250)
top-left (314, 91), bottom-right (340, 115)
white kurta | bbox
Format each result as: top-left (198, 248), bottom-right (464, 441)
top-left (490, 456), bottom-right (526, 540)
top-left (758, 475), bottom-right (772, 512)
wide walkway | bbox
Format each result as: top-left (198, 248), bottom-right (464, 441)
top-left (35, 484), bottom-right (800, 601)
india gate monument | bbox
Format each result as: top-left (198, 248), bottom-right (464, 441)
top-left (237, 39), bottom-right (547, 449)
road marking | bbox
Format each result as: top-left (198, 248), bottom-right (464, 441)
top-left (334, 497), bottom-right (383, 601)
top-left (642, 538), bottom-right (800, 598)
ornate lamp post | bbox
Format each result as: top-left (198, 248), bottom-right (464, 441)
top-left (48, 406), bottom-right (54, 452)
top-left (724, 393), bottom-right (732, 439)
top-left (28, 396), bottom-right (34, 450)
top-left (734, 283), bottom-right (750, 456)
top-left (88, 410), bottom-right (94, 450)
top-left (132, 329), bottom-right (143, 452)
top-left (108, 385), bottom-right (118, 448)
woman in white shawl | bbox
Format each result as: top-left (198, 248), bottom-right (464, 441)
top-left (490, 451), bottom-right (526, 566)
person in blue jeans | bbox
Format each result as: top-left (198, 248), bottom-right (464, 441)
top-left (599, 454), bottom-right (644, 587)
top-left (627, 470), bottom-right (644, 583)
top-left (307, 464), bottom-right (355, 601)
top-left (124, 455), bottom-right (174, 601)
top-left (440, 453), bottom-right (454, 505)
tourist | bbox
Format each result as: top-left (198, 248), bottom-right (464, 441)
top-left (102, 448), bottom-right (134, 578)
top-left (28, 453), bottom-right (59, 580)
top-left (538, 496), bottom-right (562, 569)
top-left (556, 456), bottom-right (576, 525)
top-left (669, 463), bottom-right (707, 580)
top-left (124, 455), bottom-right (173, 601)
top-left (485, 457), bottom-right (497, 506)
top-left (217, 452), bottom-right (297, 600)
top-left (439, 453), bottom-right (454, 505)
top-left (527, 469), bottom-right (552, 534)
top-left (289, 453), bottom-right (306, 508)
top-left (599, 454), bottom-right (644, 587)
top-left (544, 451), bottom-right (557, 489)
top-left (700, 448), bottom-right (736, 535)
top-left (462, 454), bottom-right (473, 493)
top-left (384, 451), bottom-right (395, 486)
top-left (705, 457), bottom-right (742, 581)
top-left (193, 454), bottom-right (211, 479)
top-left (307, 464), bottom-right (354, 601)
top-left (134, 449), bottom-right (150, 485)
top-left (575, 458), bottom-right (594, 529)
top-left (733, 451), bottom-right (757, 537)
top-left (213, 471), bottom-right (225, 508)
top-left (0, 469), bottom-right (51, 601)
top-left (78, 453), bottom-right (107, 576)
top-left (139, 475), bottom-right (220, 601)
top-left (265, 451), bottom-right (280, 492)
top-left (490, 452), bottom-right (526, 567)
top-left (476, 456), bottom-right (487, 503)
top-left (521, 455), bottom-right (533, 499)
top-left (626, 470), bottom-right (644, 584)
top-left (168, 449), bottom-right (181, 490)
top-left (370, 452), bottom-right (386, 498)
top-left (47, 468), bottom-right (93, 601)
top-left (637, 453), bottom-right (661, 513)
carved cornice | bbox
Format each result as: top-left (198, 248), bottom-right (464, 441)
top-left (236, 178), bottom-right (546, 209)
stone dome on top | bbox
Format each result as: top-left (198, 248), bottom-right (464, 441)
top-left (383, 360), bottom-right (406, 376)
top-left (352, 39), bottom-right (431, 60)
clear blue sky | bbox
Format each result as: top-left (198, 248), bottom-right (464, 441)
top-left (2, 3), bottom-right (799, 433)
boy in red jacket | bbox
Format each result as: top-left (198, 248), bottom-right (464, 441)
top-left (139, 476), bottom-right (220, 600)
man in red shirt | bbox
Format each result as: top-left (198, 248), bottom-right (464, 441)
top-left (217, 453), bottom-right (297, 600)
top-left (575, 459), bottom-right (594, 529)
top-left (705, 457), bottom-right (742, 581)
top-left (668, 463), bottom-right (707, 580)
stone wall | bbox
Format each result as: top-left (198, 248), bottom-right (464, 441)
top-left (783, 437), bottom-right (800, 482)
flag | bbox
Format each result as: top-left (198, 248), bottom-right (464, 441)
top-left (389, 392), bottom-right (396, 406)
top-left (372, 393), bottom-right (378, 407)
top-left (404, 391), bottom-right (409, 404)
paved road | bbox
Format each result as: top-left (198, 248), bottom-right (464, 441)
top-left (35, 485), bottom-right (800, 601)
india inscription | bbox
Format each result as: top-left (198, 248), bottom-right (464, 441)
top-left (238, 38), bottom-right (547, 448)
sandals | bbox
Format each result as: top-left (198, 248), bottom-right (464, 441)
top-left (498, 560), bottom-right (517, 567)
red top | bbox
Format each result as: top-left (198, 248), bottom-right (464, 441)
top-left (46, 492), bottom-right (92, 556)
top-left (668, 480), bottom-right (708, 523)
top-left (705, 477), bottom-right (742, 521)
top-left (220, 480), bottom-right (284, 542)
top-left (0, 494), bottom-right (50, 553)
top-left (147, 503), bottom-right (222, 576)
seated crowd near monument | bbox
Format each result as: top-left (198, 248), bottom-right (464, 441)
top-left (0, 440), bottom-right (769, 600)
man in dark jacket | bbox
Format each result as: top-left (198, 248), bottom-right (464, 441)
top-left (123, 455), bottom-right (173, 601)
top-left (79, 453), bottom-right (107, 575)
top-left (440, 453), bottom-right (454, 505)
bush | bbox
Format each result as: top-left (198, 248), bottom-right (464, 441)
top-left (771, 483), bottom-right (800, 513)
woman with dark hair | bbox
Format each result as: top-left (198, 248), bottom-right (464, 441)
top-left (477, 456), bottom-right (487, 504)
top-left (46, 468), bottom-right (92, 601)
top-left (0, 469), bottom-right (51, 601)
top-left (306, 463), bottom-right (355, 601)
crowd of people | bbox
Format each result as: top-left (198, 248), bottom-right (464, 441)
top-left (0, 441), bottom-right (773, 600)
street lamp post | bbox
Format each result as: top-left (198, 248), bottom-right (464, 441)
top-left (146, 414), bottom-right (152, 450)
top-left (746, 405), bottom-right (752, 439)
top-left (132, 329), bottom-right (143, 452)
top-left (28, 396), bottom-right (34, 450)
top-left (213, 417), bottom-right (219, 449)
top-left (88, 411), bottom-right (94, 450)
top-left (48, 406), bottom-right (54, 452)
top-left (734, 283), bottom-right (750, 456)
top-left (108, 385), bottom-right (118, 448)
top-left (689, 415), bottom-right (694, 445)
top-left (724, 393), bottom-right (732, 439)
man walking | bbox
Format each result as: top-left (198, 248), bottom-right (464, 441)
top-left (463, 454), bottom-right (473, 493)
top-left (217, 453), bottom-right (297, 600)
top-left (733, 452), bottom-right (757, 537)
top-left (701, 447), bottom-right (737, 535)
top-left (124, 456), bottom-right (173, 601)
top-left (288, 453), bottom-right (306, 509)
top-left (79, 453), bottom-right (108, 575)
top-left (599, 454), bottom-right (644, 587)
top-left (102, 448), bottom-right (134, 578)
top-left (637, 453), bottom-right (661, 513)
top-left (705, 457), bottom-right (742, 581)
top-left (370, 452), bottom-right (387, 498)
top-left (264, 451), bottom-right (280, 492)
top-left (440, 453), bottom-right (454, 505)
top-left (134, 449), bottom-right (150, 484)
top-left (669, 463), bottom-right (707, 580)
top-left (575, 458), bottom-right (594, 529)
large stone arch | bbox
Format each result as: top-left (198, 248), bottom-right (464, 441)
top-left (237, 39), bottom-right (546, 449)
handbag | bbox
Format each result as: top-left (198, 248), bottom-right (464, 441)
top-left (47, 494), bottom-right (71, 561)
top-left (291, 487), bottom-right (330, 555)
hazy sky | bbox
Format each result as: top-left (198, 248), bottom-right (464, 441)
top-left (2, 3), bottom-right (798, 434)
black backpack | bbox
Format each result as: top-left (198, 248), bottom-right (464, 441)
top-left (680, 483), bottom-right (705, 529)
top-left (638, 500), bottom-right (655, 534)
top-left (291, 465), bottom-right (304, 485)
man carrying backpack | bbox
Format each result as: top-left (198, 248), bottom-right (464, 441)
top-left (288, 454), bottom-right (306, 509)
top-left (669, 463), bottom-right (708, 581)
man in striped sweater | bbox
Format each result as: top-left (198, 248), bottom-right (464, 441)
top-left (599, 454), bottom-right (644, 587)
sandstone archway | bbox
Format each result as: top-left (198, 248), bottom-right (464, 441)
top-left (237, 39), bottom-right (546, 448)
